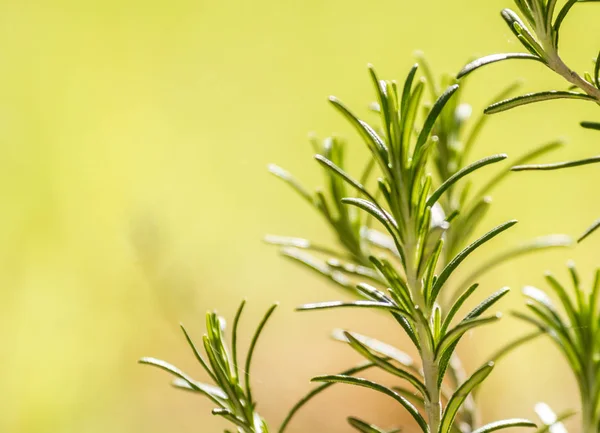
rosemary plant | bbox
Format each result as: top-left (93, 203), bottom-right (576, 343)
top-left (139, 1), bottom-right (600, 423)
top-left (267, 56), bottom-right (570, 431)
top-left (456, 0), bottom-right (600, 240)
top-left (514, 264), bottom-right (600, 433)
top-left (140, 60), bottom-right (556, 432)
top-left (450, 2), bottom-right (600, 432)
top-left (140, 301), bottom-right (277, 433)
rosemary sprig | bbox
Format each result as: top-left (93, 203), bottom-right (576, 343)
top-left (456, 0), bottom-right (600, 241)
top-left (266, 56), bottom-right (572, 433)
top-left (139, 301), bottom-right (276, 433)
top-left (515, 263), bottom-right (600, 433)
top-left (278, 63), bottom-right (538, 433)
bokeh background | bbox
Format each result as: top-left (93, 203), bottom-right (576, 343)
top-left (0, 0), bottom-right (599, 432)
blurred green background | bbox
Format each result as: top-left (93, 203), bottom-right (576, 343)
top-left (0, 0), bottom-right (599, 432)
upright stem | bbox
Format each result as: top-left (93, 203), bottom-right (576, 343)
top-left (405, 229), bottom-right (441, 433)
top-left (418, 322), bottom-right (442, 433)
top-left (582, 401), bottom-right (594, 433)
top-left (581, 360), bottom-right (596, 433)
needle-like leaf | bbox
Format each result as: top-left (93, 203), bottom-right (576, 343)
top-left (439, 362), bottom-right (495, 433)
top-left (311, 375), bottom-right (429, 433)
top-left (471, 419), bottom-right (537, 433)
top-left (485, 91), bottom-right (597, 114)
top-left (457, 53), bottom-right (544, 79)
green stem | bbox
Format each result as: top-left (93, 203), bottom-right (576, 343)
top-left (581, 362), bottom-right (596, 433)
top-left (582, 396), bottom-right (595, 433)
top-left (551, 55), bottom-right (600, 102)
top-left (419, 323), bottom-right (442, 433)
top-left (406, 230), bottom-right (441, 433)
top-left (540, 35), bottom-right (600, 103)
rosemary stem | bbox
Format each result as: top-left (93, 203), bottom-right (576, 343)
top-left (550, 54), bottom-right (600, 102)
top-left (406, 228), bottom-right (441, 433)
top-left (540, 33), bottom-right (600, 103)
top-left (419, 324), bottom-right (442, 433)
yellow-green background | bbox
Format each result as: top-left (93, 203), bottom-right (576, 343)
top-left (0, 0), bottom-right (599, 432)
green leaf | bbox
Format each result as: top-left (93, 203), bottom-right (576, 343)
top-left (581, 121), bottom-right (600, 131)
top-left (268, 164), bottom-right (314, 204)
top-left (264, 235), bottom-right (344, 258)
top-left (401, 64), bottom-right (419, 117)
top-left (436, 341), bottom-right (460, 390)
top-left (430, 220), bottom-right (517, 305)
top-left (391, 386), bottom-right (426, 408)
top-left (331, 329), bottom-right (416, 370)
top-left (579, 218), bottom-right (600, 242)
top-left (426, 154), bottom-right (507, 207)
top-left (201, 316), bottom-right (247, 417)
top-left (464, 287), bottom-right (510, 320)
top-left (212, 408), bottom-right (249, 430)
top-left (311, 375), bottom-right (429, 433)
top-left (342, 197), bottom-right (399, 239)
top-left (329, 96), bottom-right (389, 165)
top-left (446, 197), bottom-right (492, 259)
top-left (523, 286), bottom-right (562, 321)
top-left (244, 303), bottom-right (278, 404)
top-left (279, 247), bottom-right (356, 291)
top-left (354, 282), bottom-right (393, 303)
top-left (413, 84), bottom-right (460, 164)
top-left (485, 91), bottom-right (597, 114)
top-left (523, 303), bottom-right (582, 371)
top-left (486, 331), bottom-right (543, 363)
top-left (457, 53), bottom-right (543, 79)
top-left (370, 257), bottom-right (412, 310)
top-left (501, 8), bottom-right (531, 41)
top-left (594, 50), bottom-right (600, 88)
top-left (476, 140), bottom-right (564, 199)
top-left (439, 362), bottom-right (495, 433)
top-left (415, 50), bottom-right (440, 99)
top-left (462, 80), bottom-right (523, 163)
top-left (553, 0), bottom-right (579, 45)
top-left (512, 155), bottom-right (600, 171)
top-left (393, 312), bottom-right (421, 350)
top-left (501, 9), bottom-right (546, 58)
top-left (436, 314), bottom-right (502, 360)
top-left (327, 260), bottom-right (384, 285)
top-left (179, 324), bottom-right (219, 384)
top-left (297, 300), bottom-right (398, 312)
top-left (231, 300), bottom-right (246, 380)
top-left (512, 0), bottom-right (535, 25)
top-left (440, 283), bottom-right (479, 337)
top-left (278, 361), bottom-right (378, 433)
top-left (314, 154), bottom-right (380, 205)
top-left (139, 358), bottom-right (227, 406)
top-left (544, 273), bottom-right (580, 331)
top-left (341, 331), bottom-right (428, 397)
top-left (402, 80), bottom-right (426, 164)
top-left (471, 419), bottom-right (537, 433)
top-left (348, 417), bottom-right (398, 433)
top-left (455, 235), bottom-right (572, 291)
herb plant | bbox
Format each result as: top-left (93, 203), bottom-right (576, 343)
top-left (457, 0), bottom-right (600, 240)
top-left (140, 1), bottom-right (600, 432)
top-left (515, 264), bottom-right (600, 433)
